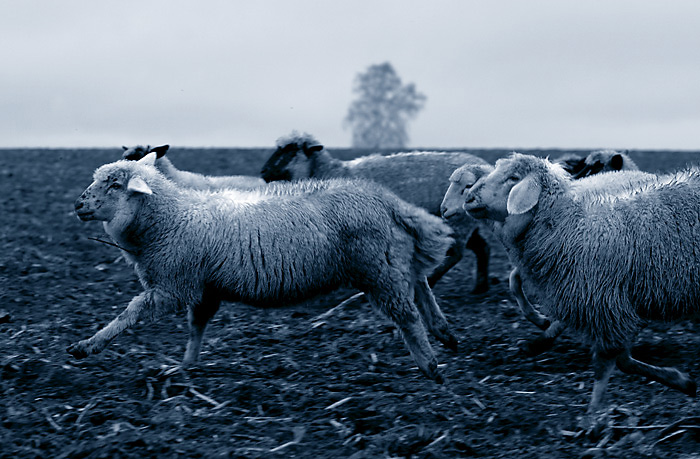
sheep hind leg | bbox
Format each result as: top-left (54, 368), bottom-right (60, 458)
top-left (366, 291), bottom-right (443, 383)
top-left (427, 238), bottom-right (463, 288)
top-left (414, 277), bottom-right (458, 351)
top-left (466, 228), bottom-right (490, 294)
top-left (183, 292), bottom-right (221, 366)
top-left (616, 349), bottom-right (696, 396)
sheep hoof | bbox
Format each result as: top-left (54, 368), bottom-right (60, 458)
top-left (519, 336), bottom-right (556, 357)
top-left (577, 411), bottom-right (611, 441)
top-left (66, 342), bottom-right (89, 359)
top-left (422, 361), bottom-right (445, 384)
top-left (682, 378), bottom-right (697, 397)
top-left (470, 282), bottom-right (489, 295)
top-left (438, 332), bottom-right (459, 352)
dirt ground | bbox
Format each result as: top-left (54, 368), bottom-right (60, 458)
top-left (1, 147), bottom-right (698, 458)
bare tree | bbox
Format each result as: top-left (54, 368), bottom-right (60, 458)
top-left (344, 62), bottom-right (426, 149)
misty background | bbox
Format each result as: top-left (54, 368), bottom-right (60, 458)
top-left (1, 0), bottom-right (699, 150)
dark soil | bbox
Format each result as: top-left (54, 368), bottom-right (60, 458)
top-left (1, 147), bottom-right (698, 458)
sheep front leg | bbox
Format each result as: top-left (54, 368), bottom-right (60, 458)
top-left (588, 348), bottom-right (619, 414)
top-left (521, 319), bottom-right (566, 357)
top-left (183, 292), bottom-right (221, 366)
top-left (616, 349), bottom-right (697, 396)
top-left (509, 268), bottom-right (549, 330)
top-left (67, 290), bottom-right (171, 359)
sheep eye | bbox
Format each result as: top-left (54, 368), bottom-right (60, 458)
top-left (508, 176), bottom-right (520, 182)
top-left (108, 182), bottom-right (122, 190)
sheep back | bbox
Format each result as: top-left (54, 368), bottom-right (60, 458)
top-left (342, 152), bottom-right (487, 214)
top-left (123, 176), bottom-right (452, 308)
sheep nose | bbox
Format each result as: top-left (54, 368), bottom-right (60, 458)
top-left (74, 199), bottom-right (84, 211)
top-left (440, 204), bottom-right (447, 216)
top-left (464, 194), bottom-right (475, 205)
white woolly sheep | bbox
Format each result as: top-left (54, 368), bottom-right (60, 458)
top-left (440, 154), bottom-right (645, 355)
top-left (68, 153), bottom-right (457, 382)
top-left (440, 162), bottom-right (557, 352)
top-left (260, 131), bottom-right (492, 292)
top-left (463, 152), bottom-right (698, 414)
top-left (122, 144), bottom-right (265, 190)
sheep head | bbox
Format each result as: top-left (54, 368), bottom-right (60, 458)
top-left (122, 144), bottom-right (170, 161)
top-left (464, 153), bottom-right (567, 222)
top-left (260, 131), bottom-right (323, 182)
top-left (573, 149), bottom-right (629, 179)
top-left (440, 163), bottom-right (494, 219)
top-left (75, 153), bottom-right (157, 224)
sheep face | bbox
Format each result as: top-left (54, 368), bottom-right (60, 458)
top-left (464, 155), bottom-right (548, 222)
top-left (440, 164), bottom-right (493, 219)
top-left (75, 168), bottom-right (152, 225)
top-left (260, 141), bottom-right (323, 182)
top-left (574, 150), bottom-right (626, 178)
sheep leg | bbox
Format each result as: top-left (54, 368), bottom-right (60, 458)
top-left (616, 349), bottom-right (697, 396)
top-left (413, 277), bottom-right (458, 351)
top-left (509, 268), bottom-right (550, 330)
top-left (183, 291), bottom-right (222, 366)
top-left (367, 291), bottom-right (443, 383)
top-left (466, 228), bottom-right (490, 294)
top-left (427, 238), bottom-right (463, 288)
top-left (67, 290), bottom-right (170, 359)
top-left (588, 348), bottom-right (619, 413)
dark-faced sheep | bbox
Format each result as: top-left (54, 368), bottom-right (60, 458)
top-left (122, 144), bottom-right (265, 190)
top-left (260, 132), bottom-right (492, 292)
top-left (68, 154), bottom-right (457, 382)
top-left (464, 152), bottom-right (698, 415)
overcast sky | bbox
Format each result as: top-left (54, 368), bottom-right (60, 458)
top-left (1, 0), bottom-right (699, 150)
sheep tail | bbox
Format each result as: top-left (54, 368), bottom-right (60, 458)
top-left (392, 203), bottom-right (455, 278)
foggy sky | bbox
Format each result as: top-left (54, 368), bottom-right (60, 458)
top-left (1, 0), bottom-right (699, 150)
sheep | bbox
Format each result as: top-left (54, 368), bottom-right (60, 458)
top-left (568, 149), bottom-right (637, 179)
top-left (440, 162), bottom-right (558, 353)
top-left (260, 131), bottom-right (492, 292)
top-left (463, 152), bottom-right (699, 414)
top-left (67, 153), bottom-right (457, 382)
top-left (122, 144), bottom-right (266, 190)
top-left (440, 154), bottom-right (644, 355)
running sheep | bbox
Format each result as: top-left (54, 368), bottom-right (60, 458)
top-left (440, 162), bottom-right (557, 352)
top-left (463, 152), bottom-right (699, 414)
top-left (122, 144), bottom-right (265, 190)
top-left (260, 131), bottom-right (492, 292)
top-left (439, 152), bottom-right (642, 355)
top-left (68, 153), bottom-right (457, 382)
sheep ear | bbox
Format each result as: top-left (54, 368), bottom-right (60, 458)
top-left (461, 170), bottom-right (477, 187)
top-left (127, 176), bottom-right (153, 195)
top-left (507, 176), bottom-right (541, 215)
top-left (149, 144), bottom-right (170, 158)
top-left (304, 144), bottom-right (323, 156)
top-left (122, 145), bottom-right (128, 151)
top-left (610, 154), bottom-right (623, 170)
top-left (137, 152), bottom-right (158, 167)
